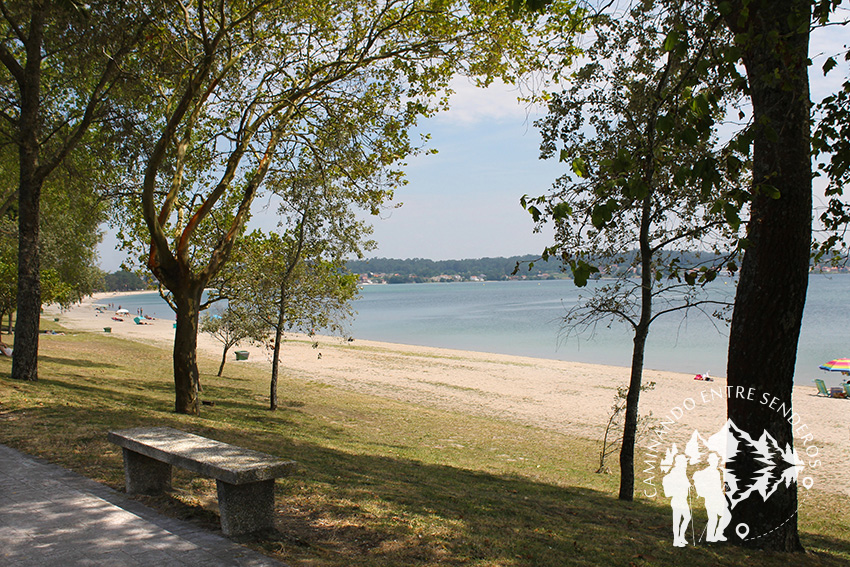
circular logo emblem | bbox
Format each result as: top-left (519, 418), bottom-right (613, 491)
top-left (641, 385), bottom-right (819, 547)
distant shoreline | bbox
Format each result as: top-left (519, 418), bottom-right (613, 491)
top-left (91, 290), bottom-right (158, 300)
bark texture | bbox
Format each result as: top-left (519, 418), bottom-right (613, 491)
top-left (11, 6), bottom-right (45, 382)
top-left (722, 0), bottom-right (811, 551)
top-left (618, 194), bottom-right (654, 501)
top-left (170, 282), bottom-right (205, 415)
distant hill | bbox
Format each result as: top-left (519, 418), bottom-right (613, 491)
top-left (346, 250), bottom-right (754, 284)
top-left (98, 270), bottom-right (149, 292)
top-left (346, 255), bottom-right (564, 283)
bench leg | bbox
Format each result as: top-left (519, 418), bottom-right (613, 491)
top-left (216, 479), bottom-right (275, 536)
top-left (122, 448), bottom-right (172, 495)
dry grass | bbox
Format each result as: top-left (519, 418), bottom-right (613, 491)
top-left (0, 324), bottom-right (848, 566)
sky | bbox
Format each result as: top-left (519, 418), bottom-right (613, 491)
top-left (351, 82), bottom-right (564, 261)
top-left (96, 15), bottom-right (849, 271)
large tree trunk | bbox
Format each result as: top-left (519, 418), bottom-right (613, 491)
top-left (722, 0), bottom-right (810, 552)
top-left (11, 7), bottom-right (45, 383)
top-left (172, 284), bottom-right (204, 415)
top-left (12, 171), bottom-right (42, 382)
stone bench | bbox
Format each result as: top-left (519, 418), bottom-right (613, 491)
top-left (108, 427), bottom-right (297, 536)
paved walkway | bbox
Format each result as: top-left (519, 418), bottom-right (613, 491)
top-left (0, 444), bottom-right (287, 566)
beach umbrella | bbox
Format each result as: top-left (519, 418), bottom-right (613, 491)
top-left (116, 308), bottom-right (130, 315)
top-left (818, 358), bottom-right (850, 373)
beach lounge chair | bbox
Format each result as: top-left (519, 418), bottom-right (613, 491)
top-left (814, 378), bottom-right (830, 397)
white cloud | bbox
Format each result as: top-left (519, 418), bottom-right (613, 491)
top-left (433, 77), bottom-right (546, 125)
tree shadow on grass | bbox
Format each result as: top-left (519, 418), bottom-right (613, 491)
top-left (37, 356), bottom-right (123, 370)
top-left (247, 442), bottom-right (850, 567)
top-left (6, 364), bottom-right (849, 567)
top-left (19, 378), bottom-right (303, 436)
top-left (37, 377), bottom-right (174, 408)
top-left (802, 532), bottom-right (850, 558)
top-left (2, 398), bottom-right (848, 567)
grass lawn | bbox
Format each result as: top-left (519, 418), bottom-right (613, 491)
top-left (1, 324), bottom-right (848, 566)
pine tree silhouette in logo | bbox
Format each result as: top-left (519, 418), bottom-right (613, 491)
top-left (716, 420), bottom-right (804, 509)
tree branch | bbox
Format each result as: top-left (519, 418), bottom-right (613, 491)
top-left (38, 17), bottom-right (152, 181)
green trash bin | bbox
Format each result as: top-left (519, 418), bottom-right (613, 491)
top-left (235, 350), bottom-right (249, 361)
top-left (103, 327), bottom-right (112, 333)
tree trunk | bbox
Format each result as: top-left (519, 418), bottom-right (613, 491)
top-left (722, 0), bottom-right (810, 551)
top-left (217, 346), bottom-right (228, 377)
top-left (12, 144), bottom-right (43, 383)
top-left (619, 323), bottom-right (649, 501)
top-left (269, 285), bottom-right (286, 411)
top-left (172, 284), bottom-right (204, 415)
top-left (619, 191), bottom-right (654, 501)
top-left (11, 7), bottom-right (45, 383)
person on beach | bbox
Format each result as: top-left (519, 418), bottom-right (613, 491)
top-left (663, 454), bottom-right (692, 547)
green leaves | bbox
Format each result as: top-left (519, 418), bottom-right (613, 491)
top-left (823, 56), bottom-right (838, 76)
top-left (591, 199), bottom-right (617, 229)
top-left (663, 30), bottom-right (680, 52)
top-left (725, 154), bottom-right (744, 176)
top-left (521, 194), bottom-right (572, 223)
top-left (569, 259), bottom-right (599, 287)
top-left (813, 58), bottom-right (850, 247)
top-left (508, 0), bottom-right (554, 16)
top-left (520, 194), bottom-right (545, 223)
top-left (709, 199), bottom-right (744, 232)
top-left (552, 201), bottom-right (573, 220)
top-left (677, 126), bottom-right (700, 146)
top-left (528, 0), bottom-right (744, 298)
top-left (690, 92), bottom-right (712, 118)
top-left (682, 266), bottom-right (719, 287)
top-left (571, 156), bottom-right (588, 178)
top-left (813, 0), bottom-right (845, 25)
top-left (656, 113), bottom-right (675, 137)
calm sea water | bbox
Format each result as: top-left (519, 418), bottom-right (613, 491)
top-left (109, 274), bottom-right (850, 384)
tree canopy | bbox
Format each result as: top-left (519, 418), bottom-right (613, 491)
top-left (0, 0), bottom-right (150, 381)
top-left (527, 0), bottom-right (744, 501)
top-left (104, 0), bottom-right (583, 414)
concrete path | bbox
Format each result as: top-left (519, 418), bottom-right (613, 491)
top-left (0, 444), bottom-right (287, 566)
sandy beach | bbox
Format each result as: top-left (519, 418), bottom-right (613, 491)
top-left (45, 292), bottom-right (849, 496)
